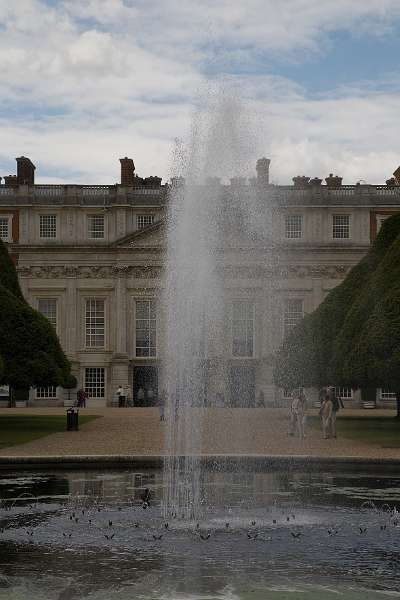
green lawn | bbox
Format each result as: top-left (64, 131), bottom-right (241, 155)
top-left (0, 414), bottom-right (99, 450)
top-left (310, 415), bottom-right (400, 447)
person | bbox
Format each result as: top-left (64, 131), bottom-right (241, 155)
top-left (320, 392), bottom-right (333, 439)
top-left (297, 390), bottom-right (307, 438)
top-left (330, 388), bottom-right (344, 439)
top-left (125, 385), bottom-right (132, 407)
top-left (290, 390), bottom-right (307, 439)
top-left (216, 392), bottom-right (225, 407)
top-left (257, 390), bottom-right (265, 408)
top-left (116, 385), bottom-right (125, 408)
top-left (76, 388), bottom-right (87, 408)
top-left (137, 387), bottom-right (145, 406)
top-left (158, 390), bottom-right (166, 422)
top-left (288, 391), bottom-right (297, 436)
top-left (141, 488), bottom-right (151, 508)
top-left (147, 387), bottom-right (154, 406)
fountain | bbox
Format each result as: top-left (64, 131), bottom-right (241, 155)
top-left (162, 94), bottom-right (268, 519)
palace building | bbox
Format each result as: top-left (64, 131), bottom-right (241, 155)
top-left (1, 156), bottom-right (399, 407)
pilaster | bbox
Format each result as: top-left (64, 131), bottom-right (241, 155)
top-left (66, 278), bottom-right (77, 355)
top-left (115, 276), bottom-right (128, 355)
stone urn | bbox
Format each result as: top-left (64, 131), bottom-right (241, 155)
top-left (325, 174), bottom-right (343, 188)
top-left (386, 177), bottom-right (396, 187)
top-left (230, 177), bottom-right (247, 186)
top-left (292, 176), bottom-right (310, 188)
top-left (309, 177), bottom-right (322, 186)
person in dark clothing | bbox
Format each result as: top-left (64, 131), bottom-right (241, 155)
top-left (77, 388), bottom-right (87, 408)
top-left (141, 488), bottom-right (151, 508)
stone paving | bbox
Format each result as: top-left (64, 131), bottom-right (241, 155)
top-left (0, 407), bottom-right (399, 459)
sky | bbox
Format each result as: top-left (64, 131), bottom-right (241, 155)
top-left (1, 0), bottom-right (400, 184)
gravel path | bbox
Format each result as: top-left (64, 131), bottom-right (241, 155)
top-left (0, 407), bottom-right (399, 459)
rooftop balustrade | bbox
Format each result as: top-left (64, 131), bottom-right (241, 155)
top-left (271, 184), bottom-right (400, 203)
top-left (0, 183), bottom-right (166, 204)
top-left (0, 182), bottom-right (399, 205)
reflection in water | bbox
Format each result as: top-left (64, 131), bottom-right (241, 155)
top-left (1, 468), bottom-right (400, 599)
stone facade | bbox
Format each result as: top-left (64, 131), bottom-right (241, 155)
top-left (1, 157), bottom-right (400, 408)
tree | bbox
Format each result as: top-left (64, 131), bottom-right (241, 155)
top-left (0, 240), bottom-right (24, 300)
top-left (0, 240), bottom-right (73, 396)
top-left (274, 214), bottom-right (400, 417)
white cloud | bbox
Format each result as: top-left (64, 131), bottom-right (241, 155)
top-left (0, 0), bottom-right (399, 184)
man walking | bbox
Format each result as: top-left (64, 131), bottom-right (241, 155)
top-left (320, 392), bottom-right (333, 439)
top-left (116, 385), bottom-right (126, 407)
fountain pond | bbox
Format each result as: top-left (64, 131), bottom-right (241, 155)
top-left (1, 464), bottom-right (400, 599)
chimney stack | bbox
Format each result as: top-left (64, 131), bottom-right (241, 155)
top-left (120, 157), bottom-right (135, 186)
top-left (256, 157), bottom-right (271, 185)
top-left (16, 156), bottom-right (35, 185)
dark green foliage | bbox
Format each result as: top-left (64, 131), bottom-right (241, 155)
top-left (336, 228), bottom-right (400, 391)
top-left (0, 241), bottom-right (73, 390)
top-left (0, 240), bottom-right (24, 300)
top-left (274, 214), bottom-right (400, 402)
top-left (63, 373), bottom-right (78, 389)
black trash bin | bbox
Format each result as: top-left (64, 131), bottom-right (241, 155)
top-left (66, 408), bottom-right (79, 431)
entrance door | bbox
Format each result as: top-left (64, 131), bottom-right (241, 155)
top-left (229, 366), bottom-right (255, 407)
top-left (133, 366), bottom-right (158, 406)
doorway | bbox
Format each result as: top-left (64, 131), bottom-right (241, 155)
top-left (133, 366), bottom-right (158, 406)
top-left (229, 366), bottom-right (255, 407)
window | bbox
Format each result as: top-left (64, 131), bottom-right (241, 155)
top-left (283, 299), bottom-right (303, 338)
top-left (40, 214), bottom-right (57, 239)
top-left (36, 386), bottom-right (57, 399)
top-left (0, 216), bottom-right (11, 242)
top-left (232, 300), bottom-right (254, 357)
top-left (85, 299), bottom-right (105, 348)
top-left (88, 214), bottom-right (105, 239)
top-left (38, 298), bottom-right (57, 329)
top-left (85, 367), bottom-right (105, 398)
top-left (334, 387), bottom-right (353, 400)
top-left (136, 300), bottom-right (156, 357)
top-left (137, 214), bottom-right (154, 229)
top-left (332, 214), bottom-right (350, 239)
top-left (285, 215), bottom-right (303, 239)
top-left (380, 389), bottom-right (396, 401)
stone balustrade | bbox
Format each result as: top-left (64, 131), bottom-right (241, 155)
top-left (0, 182), bottom-right (399, 206)
top-left (0, 183), bottom-right (166, 205)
